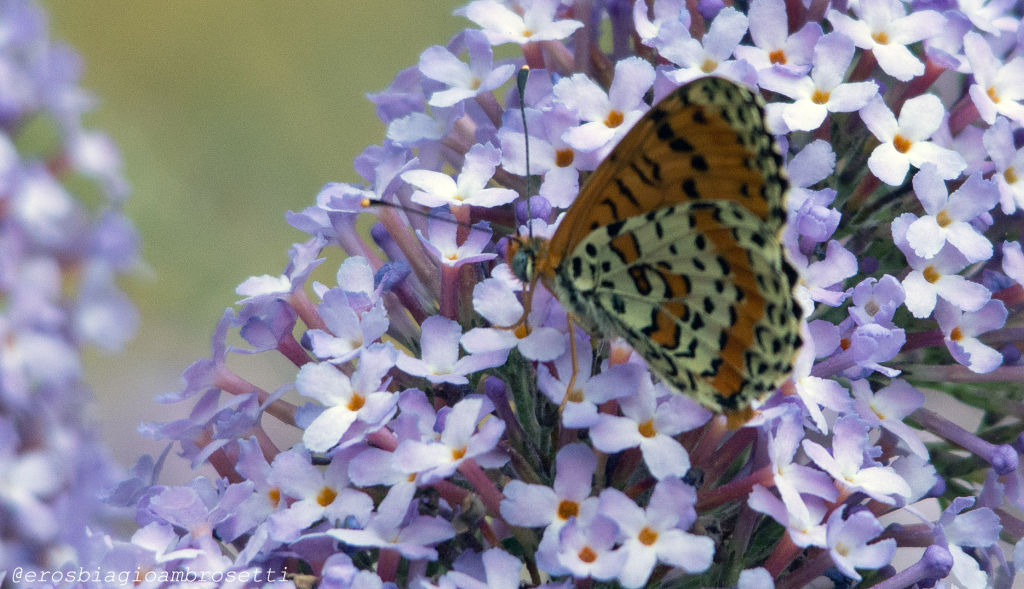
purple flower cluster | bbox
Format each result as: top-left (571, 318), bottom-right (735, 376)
top-left (0, 0), bottom-right (138, 573)
top-left (80, 0), bottom-right (1024, 586)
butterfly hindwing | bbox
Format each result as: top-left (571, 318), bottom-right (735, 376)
top-left (554, 200), bottom-right (801, 413)
top-left (547, 77), bottom-right (789, 265)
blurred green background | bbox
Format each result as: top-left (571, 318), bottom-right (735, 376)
top-left (45, 1), bottom-right (463, 469)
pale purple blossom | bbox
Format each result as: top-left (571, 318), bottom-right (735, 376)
top-left (861, 94), bottom-right (967, 186)
top-left (827, 0), bottom-right (945, 81)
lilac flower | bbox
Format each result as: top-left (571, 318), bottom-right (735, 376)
top-left (760, 32), bottom-right (878, 132)
top-left (802, 416), bottom-right (913, 504)
top-left (983, 116), bottom-right (1024, 213)
top-left (419, 30), bottom-right (515, 108)
top-left (748, 484), bottom-right (828, 547)
top-left (459, 0), bottom-right (583, 46)
top-left (893, 215), bottom-right (992, 317)
top-left (553, 514), bottom-right (627, 581)
top-left (827, 0), bottom-right (945, 81)
top-left (460, 277), bottom-right (566, 361)
top-left (393, 395), bottom-right (506, 483)
top-left (598, 479), bottom-right (714, 587)
top-left (934, 299), bottom-right (1008, 373)
top-left (590, 376), bottom-right (710, 479)
top-left (733, 0), bottom-right (821, 77)
top-left (296, 344), bottom-right (399, 452)
top-left (395, 315), bottom-right (507, 384)
top-left (553, 57), bottom-right (655, 155)
top-left (903, 167), bottom-right (999, 262)
top-left (497, 103), bottom-right (602, 207)
top-left (538, 332), bottom-right (641, 428)
top-left (500, 443), bottom-right (599, 570)
top-left (861, 94), bottom-right (967, 186)
top-left (825, 507), bottom-right (896, 581)
top-left (433, 548), bottom-right (523, 589)
top-left (963, 31), bottom-right (1024, 125)
top-left (265, 449), bottom-right (373, 542)
top-left (326, 482), bottom-right (455, 560)
top-left (658, 7), bottom-right (753, 85)
top-left (0, 0), bottom-right (137, 570)
top-left (850, 379), bottom-right (928, 458)
top-left (934, 497), bottom-right (1002, 587)
top-left (403, 143), bottom-right (517, 208)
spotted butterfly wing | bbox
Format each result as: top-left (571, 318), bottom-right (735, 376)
top-left (553, 199), bottom-right (802, 415)
top-left (516, 76), bottom-right (802, 418)
top-left (541, 77), bottom-right (790, 270)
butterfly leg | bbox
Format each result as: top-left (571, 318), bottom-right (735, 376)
top-left (557, 314), bottom-right (581, 413)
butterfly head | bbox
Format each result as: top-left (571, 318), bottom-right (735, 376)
top-left (507, 235), bottom-right (545, 285)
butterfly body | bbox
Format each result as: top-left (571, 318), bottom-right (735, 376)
top-left (511, 77), bottom-right (803, 417)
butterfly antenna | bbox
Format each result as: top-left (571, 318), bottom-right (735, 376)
top-left (516, 65), bottom-right (533, 241)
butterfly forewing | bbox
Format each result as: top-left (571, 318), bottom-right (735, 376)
top-left (545, 77), bottom-right (789, 271)
top-left (554, 200), bottom-right (801, 413)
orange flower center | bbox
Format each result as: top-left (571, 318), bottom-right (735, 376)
top-left (892, 134), bottom-right (912, 154)
top-left (701, 58), bottom-right (718, 73)
top-left (987, 86), bottom-right (1000, 103)
top-left (555, 148), bottom-right (575, 168)
top-left (268, 487), bottom-right (281, 508)
top-left (936, 210), bottom-right (952, 227)
top-left (923, 266), bottom-right (942, 283)
top-left (638, 527), bottom-right (659, 546)
top-left (557, 499), bottom-right (579, 520)
top-left (811, 89), bottom-right (831, 105)
top-left (605, 110), bottom-right (624, 128)
top-left (347, 393), bottom-right (365, 411)
top-left (638, 419), bottom-right (657, 438)
top-left (1005, 166), bottom-right (1018, 184)
top-left (578, 546), bottom-right (598, 563)
top-left (451, 446), bottom-right (467, 460)
top-left (950, 327), bottom-right (963, 342)
top-left (317, 486), bottom-right (338, 507)
top-left (872, 31), bottom-right (889, 44)
top-left (769, 49), bottom-right (787, 64)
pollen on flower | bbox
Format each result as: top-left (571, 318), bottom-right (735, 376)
top-left (317, 486), bottom-right (338, 507)
top-left (347, 393), bottom-right (365, 411)
top-left (268, 487), bottom-right (281, 508)
top-left (1005, 167), bottom-right (1018, 184)
top-left (872, 31), bottom-right (889, 44)
top-left (936, 210), bottom-right (952, 227)
top-left (892, 134), bottom-right (912, 153)
top-left (987, 87), bottom-right (1000, 103)
top-left (555, 148), bottom-right (575, 167)
top-left (840, 337), bottom-right (851, 350)
top-left (638, 527), bottom-right (659, 546)
top-left (923, 266), bottom-right (942, 283)
top-left (566, 386), bottom-right (584, 403)
top-left (769, 49), bottom-right (787, 64)
top-left (701, 58), bottom-right (718, 73)
top-left (812, 89), bottom-right (831, 105)
top-left (514, 323), bottom-right (529, 339)
top-left (638, 419), bottom-right (657, 438)
top-left (950, 327), bottom-right (963, 341)
top-left (471, 78), bottom-right (482, 90)
top-left (578, 546), bottom-right (598, 563)
top-left (605, 110), bottom-right (625, 128)
top-left (557, 499), bottom-right (579, 520)
top-left (451, 446), bottom-right (467, 460)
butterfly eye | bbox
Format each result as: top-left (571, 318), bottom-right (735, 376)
top-left (508, 239), bottom-right (534, 283)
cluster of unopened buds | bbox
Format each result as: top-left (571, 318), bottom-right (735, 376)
top-left (7, 0), bottom-right (1024, 587)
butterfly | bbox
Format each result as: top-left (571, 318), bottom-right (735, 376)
top-left (508, 76), bottom-right (804, 424)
